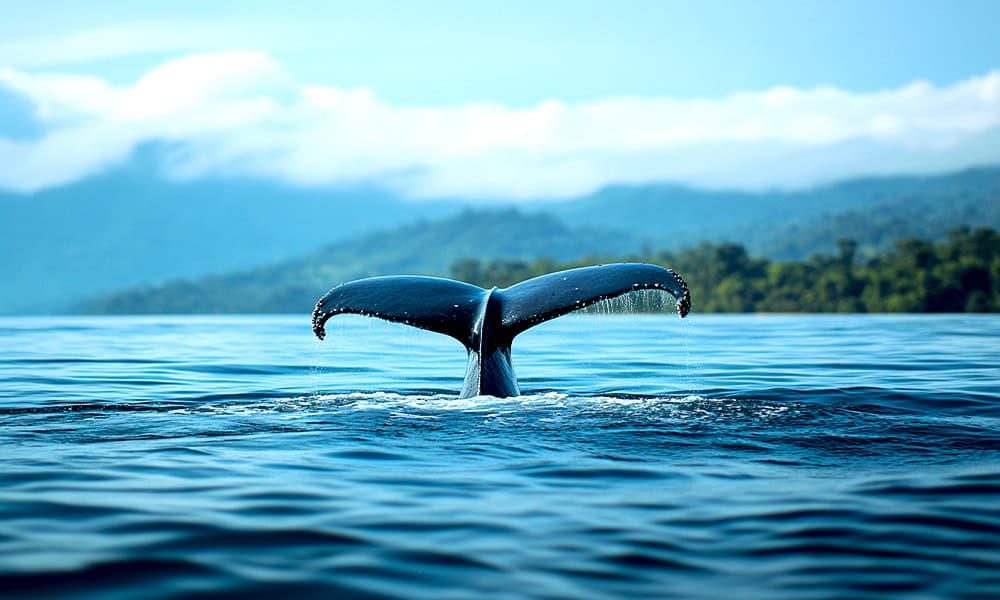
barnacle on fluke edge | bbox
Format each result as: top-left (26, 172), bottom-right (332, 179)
top-left (669, 268), bottom-right (692, 317)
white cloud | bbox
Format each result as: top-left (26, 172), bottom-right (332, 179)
top-left (0, 20), bottom-right (267, 70)
top-left (1, 51), bottom-right (998, 198)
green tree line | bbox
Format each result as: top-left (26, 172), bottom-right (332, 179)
top-left (451, 227), bottom-right (1000, 313)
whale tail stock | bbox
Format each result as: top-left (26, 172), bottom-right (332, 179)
top-left (312, 263), bottom-right (691, 398)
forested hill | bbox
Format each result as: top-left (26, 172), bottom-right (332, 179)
top-left (88, 223), bottom-right (999, 315)
top-left (85, 209), bottom-right (638, 314)
top-left (551, 166), bottom-right (1000, 258)
top-left (452, 227), bottom-right (1000, 314)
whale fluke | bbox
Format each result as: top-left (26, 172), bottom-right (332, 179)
top-left (500, 263), bottom-right (690, 336)
top-left (311, 276), bottom-right (484, 343)
top-left (313, 263), bottom-right (691, 398)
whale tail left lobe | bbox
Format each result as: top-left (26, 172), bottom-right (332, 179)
top-left (312, 275), bottom-right (486, 346)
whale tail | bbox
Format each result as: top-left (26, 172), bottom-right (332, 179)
top-left (312, 263), bottom-right (690, 398)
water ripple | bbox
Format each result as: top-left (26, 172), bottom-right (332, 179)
top-left (1, 314), bottom-right (999, 598)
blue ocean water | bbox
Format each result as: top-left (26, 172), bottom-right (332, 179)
top-left (1, 313), bottom-right (999, 599)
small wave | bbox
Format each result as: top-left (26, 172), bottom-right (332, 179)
top-left (0, 558), bottom-right (225, 600)
top-left (315, 391), bottom-right (781, 412)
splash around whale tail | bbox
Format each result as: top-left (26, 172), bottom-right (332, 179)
top-left (312, 263), bottom-right (691, 398)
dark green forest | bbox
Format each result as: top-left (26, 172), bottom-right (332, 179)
top-left (451, 227), bottom-right (1000, 313)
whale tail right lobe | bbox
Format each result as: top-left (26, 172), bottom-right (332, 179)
top-left (499, 263), bottom-right (690, 338)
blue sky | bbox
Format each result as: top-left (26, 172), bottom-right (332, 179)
top-left (0, 1), bottom-right (998, 198)
top-left (2, 0), bottom-right (997, 103)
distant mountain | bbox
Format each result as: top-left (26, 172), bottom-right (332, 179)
top-left (551, 166), bottom-right (1000, 257)
top-left (6, 152), bottom-right (999, 315)
top-left (0, 148), bottom-right (457, 314)
top-left (85, 209), bottom-right (639, 314)
top-left (754, 190), bottom-right (1000, 260)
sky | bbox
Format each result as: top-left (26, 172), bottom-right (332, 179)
top-left (0, 0), bottom-right (998, 199)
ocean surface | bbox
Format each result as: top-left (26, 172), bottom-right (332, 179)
top-left (1, 313), bottom-right (999, 599)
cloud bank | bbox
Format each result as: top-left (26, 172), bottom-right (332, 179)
top-left (1, 51), bottom-right (998, 198)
